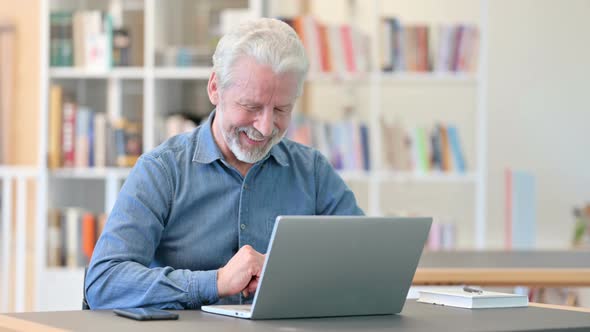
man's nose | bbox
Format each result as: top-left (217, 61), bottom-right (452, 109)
top-left (254, 108), bottom-right (275, 137)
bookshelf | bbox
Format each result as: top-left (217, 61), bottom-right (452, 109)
top-left (276, 0), bottom-right (488, 248)
top-left (32, 0), bottom-right (488, 311)
top-left (37, 0), bottom-right (264, 311)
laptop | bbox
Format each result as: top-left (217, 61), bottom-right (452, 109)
top-left (201, 216), bottom-right (432, 319)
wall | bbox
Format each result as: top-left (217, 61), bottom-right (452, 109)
top-left (487, 0), bottom-right (590, 248)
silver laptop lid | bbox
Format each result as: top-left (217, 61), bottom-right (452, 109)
top-left (250, 216), bottom-right (432, 319)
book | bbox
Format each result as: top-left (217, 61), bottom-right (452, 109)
top-left (47, 210), bottom-right (63, 267)
top-left (62, 101), bottom-right (77, 167)
top-left (65, 208), bottom-right (80, 268)
top-left (447, 125), bottom-right (466, 173)
top-left (283, 16), bottom-right (370, 76)
top-left (418, 288), bottom-right (529, 309)
top-left (48, 208), bottom-right (108, 267)
top-left (505, 169), bottom-right (536, 249)
top-left (81, 212), bottom-right (96, 262)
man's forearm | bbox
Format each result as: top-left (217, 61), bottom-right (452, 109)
top-left (86, 260), bottom-right (219, 309)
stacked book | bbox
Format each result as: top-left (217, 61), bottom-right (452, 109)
top-left (381, 120), bottom-right (467, 174)
top-left (287, 115), bottom-right (371, 172)
top-left (380, 17), bottom-right (479, 73)
top-left (281, 16), bottom-right (371, 77)
top-left (48, 84), bottom-right (142, 169)
top-left (47, 208), bottom-right (108, 268)
top-left (50, 10), bottom-right (138, 68)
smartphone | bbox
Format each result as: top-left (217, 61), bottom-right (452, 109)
top-left (113, 308), bottom-right (179, 321)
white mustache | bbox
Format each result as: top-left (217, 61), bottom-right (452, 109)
top-left (237, 126), bottom-right (278, 141)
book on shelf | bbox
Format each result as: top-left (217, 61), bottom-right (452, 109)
top-left (505, 169), bottom-right (536, 249)
top-left (380, 17), bottom-right (479, 73)
top-left (48, 84), bottom-right (143, 169)
top-left (280, 16), bottom-right (371, 77)
top-left (427, 222), bottom-right (456, 251)
top-left (73, 10), bottom-right (112, 69)
top-left (47, 208), bottom-right (108, 268)
top-left (50, 12), bottom-right (73, 67)
top-left (50, 9), bottom-right (142, 68)
top-left (418, 288), bottom-right (529, 309)
top-left (381, 120), bottom-right (467, 174)
top-left (287, 115), bottom-right (370, 172)
top-left (155, 46), bottom-right (212, 67)
top-left (111, 118), bottom-right (142, 167)
top-left (163, 113), bottom-right (201, 141)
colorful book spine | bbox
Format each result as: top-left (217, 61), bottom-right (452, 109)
top-left (62, 101), bottom-right (77, 167)
top-left (508, 170), bottom-right (536, 249)
top-left (447, 125), bottom-right (466, 173)
top-left (47, 208), bottom-right (109, 267)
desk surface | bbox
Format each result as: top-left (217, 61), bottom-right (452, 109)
top-left (2, 301), bottom-right (590, 332)
top-left (414, 250), bottom-right (590, 286)
top-left (418, 250), bottom-right (590, 268)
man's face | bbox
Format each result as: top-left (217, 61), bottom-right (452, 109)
top-left (209, 56), bottom-right (300, 164)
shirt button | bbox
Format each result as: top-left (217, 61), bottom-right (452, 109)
top-left (240, 224), bottom-right (246, 230)
top-left (244, 184), bottom-right (248, 190)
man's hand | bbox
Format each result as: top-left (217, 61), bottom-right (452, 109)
top-left (217, 245), bottom-right (265, 298)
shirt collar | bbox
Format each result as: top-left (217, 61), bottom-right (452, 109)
top-left (192, 110), bottom-right (289, 167)
top-left (192, 111), bottom-right (223, 164)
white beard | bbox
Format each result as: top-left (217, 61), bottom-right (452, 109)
top-left (216, 108), bottom-right (284, 164)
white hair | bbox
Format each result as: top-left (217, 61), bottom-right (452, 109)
top-left (212, 18), bottom-right (309, 95)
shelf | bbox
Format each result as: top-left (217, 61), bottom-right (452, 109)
top-left (379, 72), bottom-right (478, 83)
top-left (153, 67), bottom-right (212, 80)
top-left (305, 71), bottom-right (477, 84)
top-left (377, 171), bottom-right (478, 183)
top-left (0, 166), bottom-right (39, 178)
top-left (306, 72), bottom-right (370, 83)
top-left (50, 167), bottom-right (132, 179)
top-left (338, 170), bottom-right (478, 183)
top-left (49, 67), bottom-right (145, 79)
top-left (47, 68), bottom-right (476, 83)
top-left (44, 267), bottom-right (85, 274)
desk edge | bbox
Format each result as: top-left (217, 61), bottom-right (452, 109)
top-left (0, 314), bottom-right (66, 332)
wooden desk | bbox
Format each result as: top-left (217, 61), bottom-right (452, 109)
top-left (2, 300), bottom-right (590, 332)
top-left (414, 250), bottom-right (590, 286)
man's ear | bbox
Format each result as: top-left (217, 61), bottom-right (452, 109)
top-left (207, 71), bottom-right (220, 105)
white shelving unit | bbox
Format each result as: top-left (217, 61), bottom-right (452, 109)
top-left (0, 166), bottom-right (40, 313)
top-left (290, 0), bottom-right (488, 246)
top-left (36, 0), bottom-right (264, 311)
top-left (153, 67), bottom-right (212, 80)
top-left (49, 67), bottom-right (145, 79)
top-left (33, 0), bottom-right (488, 311)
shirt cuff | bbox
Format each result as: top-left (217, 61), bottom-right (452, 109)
top-left (189, 270), bottom-right (220, 306)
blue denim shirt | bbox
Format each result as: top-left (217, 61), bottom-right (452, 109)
top-left (85, 110), bottom-right (363, 309)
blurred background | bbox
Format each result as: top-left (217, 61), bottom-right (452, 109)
top-left (0, 0), bottom-right (589, 313)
